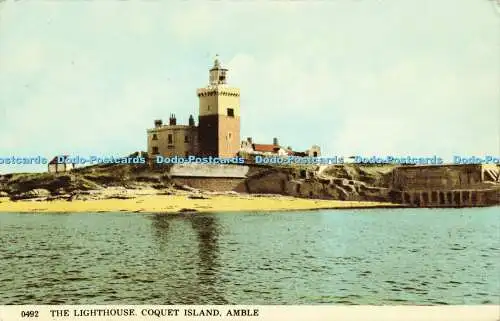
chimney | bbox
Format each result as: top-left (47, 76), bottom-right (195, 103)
top-left (188, 114), bottom-right (195, 126)
top-left (273, 137), bottom-right (279, 146)
top-left (169, 114), bottom-right (177, 125)
top-left (247, 137), bottom-right (253, 144)
top-left (154, 119), bottom-right (163, 128)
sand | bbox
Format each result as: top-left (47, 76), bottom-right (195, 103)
top-left (0, 194), bottom-right (399, 213)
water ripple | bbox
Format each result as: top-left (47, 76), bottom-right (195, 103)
top-left (0, 208), bottom-right (499, 304)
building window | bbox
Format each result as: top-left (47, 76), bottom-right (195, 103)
top-left (207, 105), bottom-right (211, 111)
top-left (152, 147), bottom-right (159, 154)
top-left (227, 108), bottom-right (234, 117)
top-left (168, 134), bottom-right (173, 144)
top-left (227, 132), bottom-right (232, 141)
top-left (152, 134), bottom-right (158, 140)
top-left (184, 135), bottom-right (189, 143)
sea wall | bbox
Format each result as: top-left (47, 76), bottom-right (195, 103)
top-left (393, 189), bottom-right (499, 207)
top-left (170, 163), bottom-right (249, 192)
top-left (392, 165), bottom-right (484, 190)
top-left (165, 163), bottom-right (499, 207)
top-left (169, 164), bottom-right (393, 201)
top-left (391, 164), bottom-right (500, 207)
top-left (170, 163), bottom-right (249, 178)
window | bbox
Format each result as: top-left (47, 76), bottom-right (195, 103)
top-left (152, 134), bottom-right (158, 140)
top-left (207, 105), bottom-right (211, 111)
top-left (227, 132), bottom-right (232, 141)
top-left (184, 135), bottom-right (189, 143)
top-left (227, 108), bottom-right (234, 117)
top-left (168, 134), bottom-right (173, 144)
top-left (152, 147), bottom-right (159, 154)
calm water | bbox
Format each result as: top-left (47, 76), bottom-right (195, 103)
top-left (0, 208), bottom-right (499, 305)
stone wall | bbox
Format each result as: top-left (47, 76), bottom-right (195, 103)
top-left (390, 164), bottom-right (500, 207)
top-left (170, 163), bottom-right (249, 178)
top-left (167, 164), bottom-right (499, 207)
top-left (396, 188), bottom-right (499, 207)
top-left (392, 165), bottom-right (484, 190)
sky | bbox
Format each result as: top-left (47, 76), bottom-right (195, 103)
top-left (0, 0), bottom-right (499, 173)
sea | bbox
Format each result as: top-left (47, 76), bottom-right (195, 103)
top-left (0, 207), bottom-right (498, 305)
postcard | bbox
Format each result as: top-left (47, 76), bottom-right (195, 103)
top-left (0, 0), bottom-right (498, 320)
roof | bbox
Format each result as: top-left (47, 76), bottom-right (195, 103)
top-left (148, 125), bottom-right (197, 132)
top-left (49, 155), bottom-right (70, 165)
top-left (252, 144), bottom-right (280, 153)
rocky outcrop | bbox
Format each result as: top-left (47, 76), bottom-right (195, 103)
top-left (0, 162), bottom-right (395, 203)
top-left (10, 188), bottom-right (51, 201)
top-left (244, 164), bottom-right (394, 202)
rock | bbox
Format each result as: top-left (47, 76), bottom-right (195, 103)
top-left (344, 184), bottom-right (357, 193)
top-left (333, 178), bottom-right (348, 186)
top-left (107, 194), bottom-right (134, 200)
top-left (178, 208), bottom-right (198, 213)
top-left (187, 194), bottom-right (210, 199)
top-left (46, 195), bottom-right (70, 201)
top-left (0, 191), bottom-right (8, 197)
top-left (136, 176), bottom-right (161, 183)
top-left (52, 188), bottom-right (67, 195)
top-left (318, 177), bottom-right (331, 184)
top-left (335, 186), bottom-right (349, 200)
top-left (175, 184), bottom-right (200, 192)
top-left (30, 188), bottom-right (51, 197)
top-left (12, 188), bottom-right (51, 200)
top-left (158, 190), bottom-right (175, 195)
top-left (68, 193), bottom-right (92, 201)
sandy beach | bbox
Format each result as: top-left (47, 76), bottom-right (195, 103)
top-left (0, 193), bottom-right (398, 213)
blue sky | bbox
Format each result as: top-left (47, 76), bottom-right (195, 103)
top-left (0, 0), bottom-right (499, 173)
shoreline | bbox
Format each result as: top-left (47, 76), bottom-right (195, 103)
top-left (0, 194), bottom-right (400, 214)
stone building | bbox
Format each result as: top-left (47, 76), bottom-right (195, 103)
top-left (306, 145), bottom-right (321, 157)
top-left (147, 56), bottom-right (320, 160)
top-left (48, 155), bottom-right (74, 173)
top-left (240, 137), bottom-right (321, 158)
top-left (147, 56), bottom-right (241, 158)
top-left (240, 137), bottom-right (288, 156)
top-left (147, 115), bottom-right (198, 158)
top-left (197, 57), bottom-right (241, 158)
